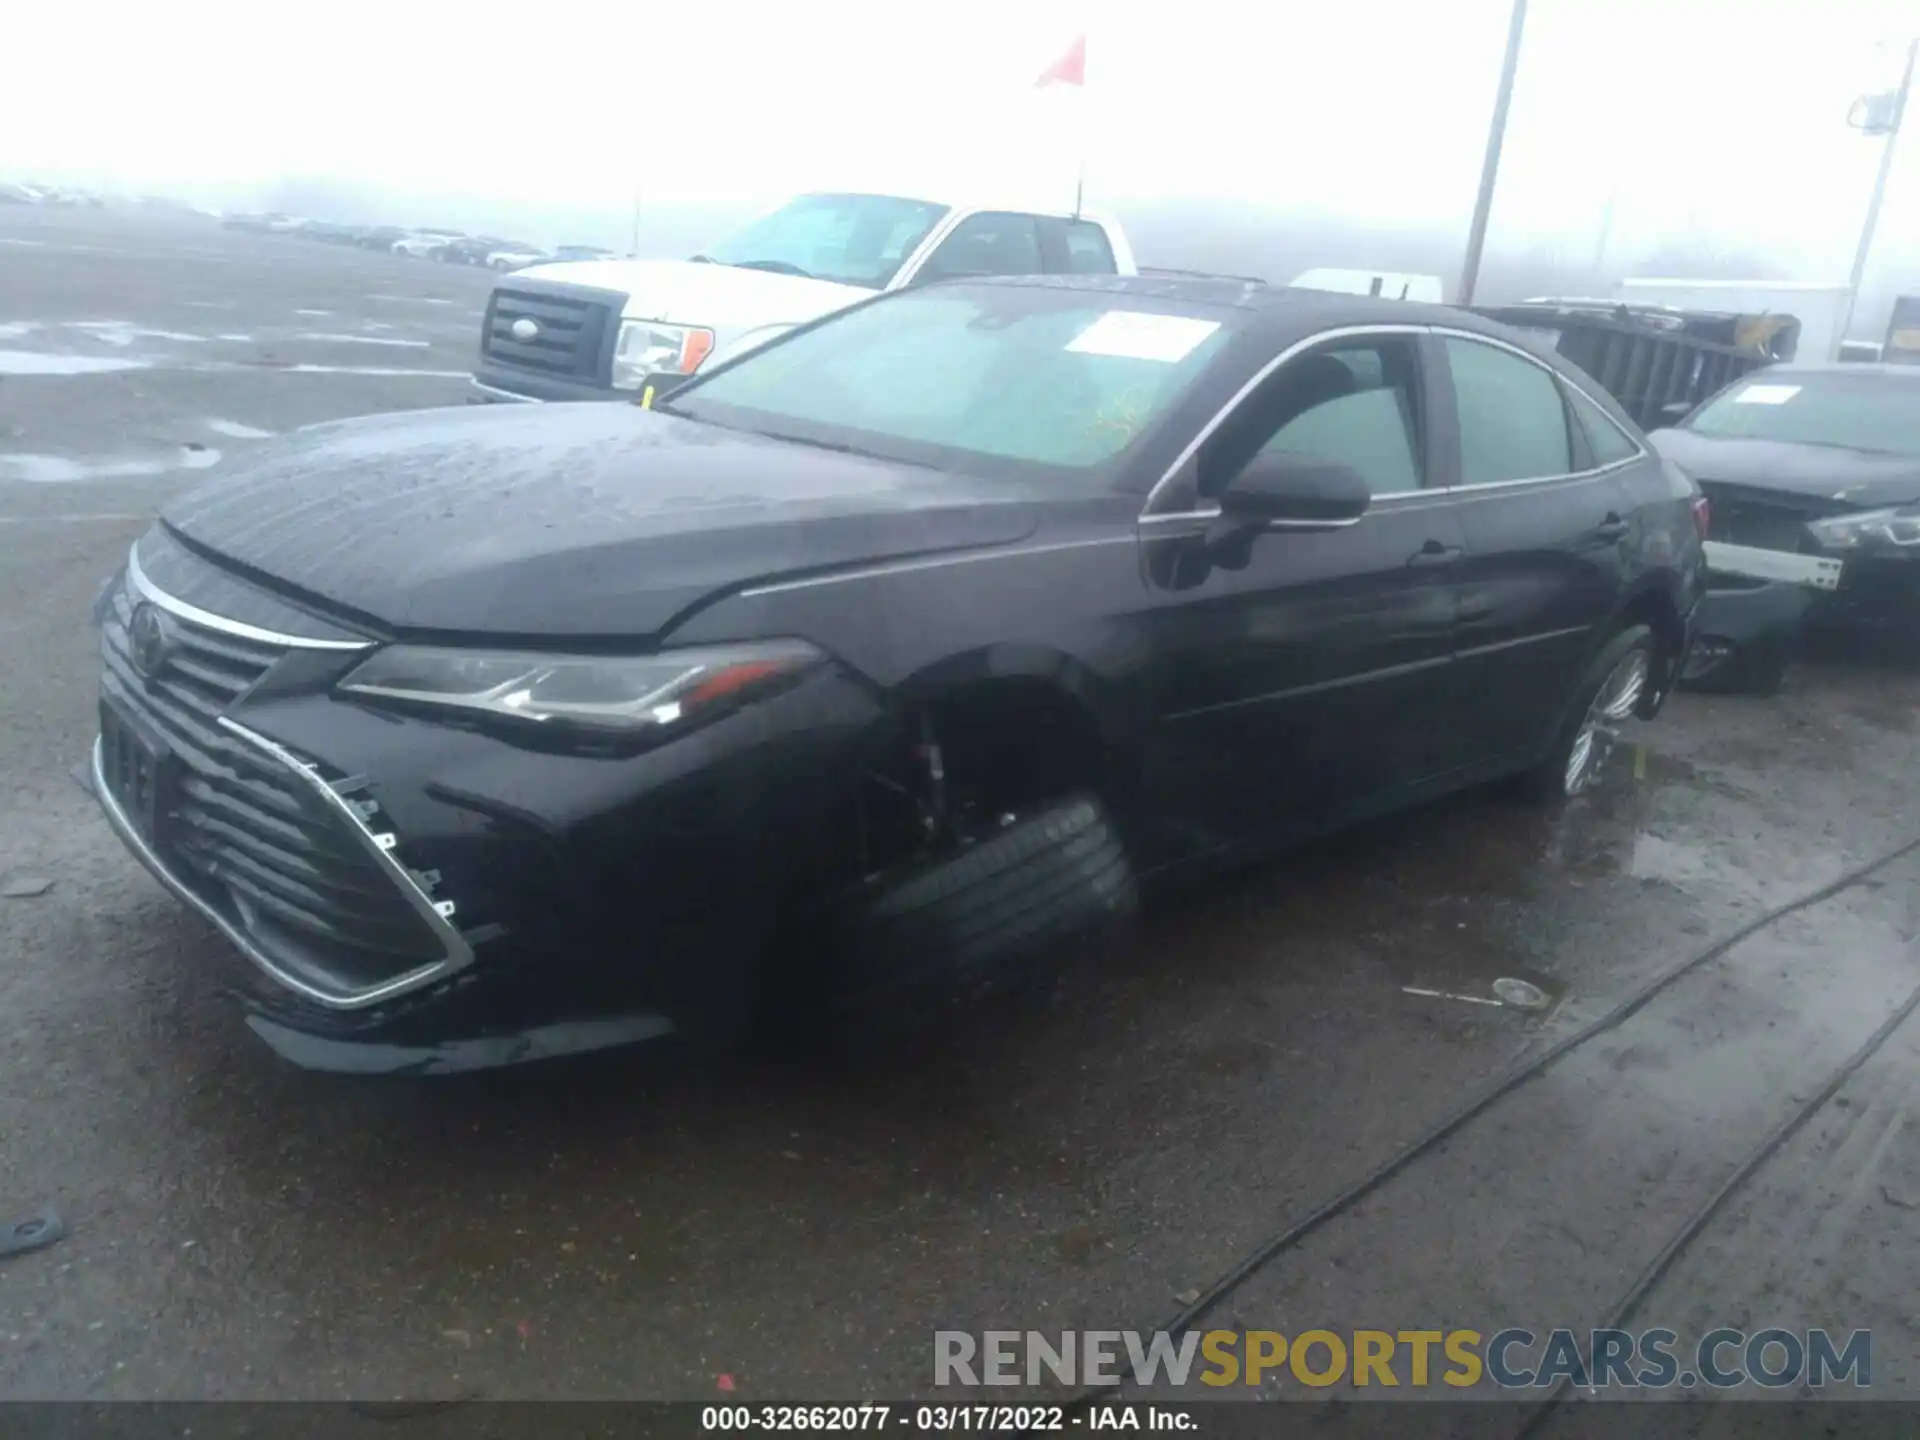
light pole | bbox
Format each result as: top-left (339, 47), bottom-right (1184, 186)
top-left (1457, 0), bottom-right (1529, 306)
top-left (1838, 36), bottom-right (1917, 354)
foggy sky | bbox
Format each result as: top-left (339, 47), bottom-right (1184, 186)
top-left (7, 0), bottom-right (1918, 291)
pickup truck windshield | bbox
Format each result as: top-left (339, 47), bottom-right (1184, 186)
top-left (667, 284), bottom-right (1233, 474)
top-left (700, 193), bottom-right (949, 289)
top-left (1687, 372), bottom-right (1920, 457)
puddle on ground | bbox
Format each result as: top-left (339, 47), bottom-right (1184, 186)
top-left (214, 333), bottom-right (255, 343)
top-left (0, 446), bottom-right (222, 482)
top-left (68, 321), bottom-right (207, 347)
top-left (294, 309), bottom-right (332, 318)
top-left (203, 418), bottom-right (276, 439)
top-left (367, 294), bottom-right (455, 306)
top-left (296, 333), bottom-right (431, 349)
top-left (0, 321), bottom-right (44, 340)
top-left (0, 352), bottom-right (151, 375)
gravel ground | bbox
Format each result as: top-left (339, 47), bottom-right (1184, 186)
top-left (1, 206), bottom-right (1917, 1416)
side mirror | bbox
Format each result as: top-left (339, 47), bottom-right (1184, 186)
top-left (1219, 452), bottom-right (1372, 526)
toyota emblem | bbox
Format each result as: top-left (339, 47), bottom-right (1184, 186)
top-left (510, 317), bottom-right (540, 342)
top-left (128, 602), bottom-right (174, 680)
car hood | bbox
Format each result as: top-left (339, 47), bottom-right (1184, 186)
top-left (161, 403), bottom-right (1039, 640)
top-left (506, 257), bottom-right (875, 329)
top-left (1648, 428), bottom-right (1920, 508)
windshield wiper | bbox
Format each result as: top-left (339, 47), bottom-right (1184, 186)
top-left (686, 253), bottom-right (812, 278)
top-left (751, 429), bottom-right (867, 456)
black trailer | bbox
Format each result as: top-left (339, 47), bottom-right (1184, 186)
top-left (1469, 298), bottom-right (1791, 430)
top-left (1885, 295), bottom-right (1920, 365)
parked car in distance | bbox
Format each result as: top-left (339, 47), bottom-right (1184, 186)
top-left (392, 230), bottom-right (464, 258)
top-left (470, 188), bottom-right (1137, 404)
top-left (350, 225), bottom-right (410, 250)
top-left (90, 277), bottom-right (1703, 1073)
top-left (221, 211), bottom-right (284, 231)
top-left (1650, 363), bottom-right (1920, 684)
top-left (0, 182), bottom-right (44, 204)
top-left (488, 244), bottom-right (551, 272)
top-left (441, 235), bottom-right (522, 266)
top-left (553, 244), bottom-right (617, 262)
top-left (296, 220), bottom-right (362, 243)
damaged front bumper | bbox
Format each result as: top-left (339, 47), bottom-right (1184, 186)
top-left (1683, 542), bottom-right (1837, 689)
top-left (1686, 537), bottom-right (1920, 686)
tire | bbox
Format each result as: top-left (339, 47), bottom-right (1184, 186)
top-left (1515, 623), bottom-right (1657, 804)
top-left (836, 794), bottom-right (1138, 1001)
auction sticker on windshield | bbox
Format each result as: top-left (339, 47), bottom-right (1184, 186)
top-left (1066, 312), bottom-right (1220, 363)
top-left (1732, 383), bottom-right (1802, 405)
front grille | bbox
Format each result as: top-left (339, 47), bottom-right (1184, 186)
top-left (481, 283), bottom-right (618, 382)
top-left (1697, 481), bottom-right (1844, 553)
top-left (99, 581), bottom-right (451, 999)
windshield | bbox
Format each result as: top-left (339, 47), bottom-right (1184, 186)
top-left (1687, 372), bottom-right (1920, 457)
top-left (666, 284), bottom-right (1234, 476)
top-left (699, 192), bottom-right (950, 289)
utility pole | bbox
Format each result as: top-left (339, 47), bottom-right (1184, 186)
top-left (1591, 189), bottom-right (1617, 277)
top-left (1838, 36), bottom-right (1917, 355)
top-left (631, 183), bottom-right (642, 257)
top-left (1457, 0), bottom-right (1529, 306)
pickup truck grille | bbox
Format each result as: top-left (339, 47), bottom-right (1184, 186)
top-left (481, 282), bottom-right (620, 383)
top-left (98, 581), bottom-right (450, 997)
top-left (1696, 481), bottom-right (1843, 553)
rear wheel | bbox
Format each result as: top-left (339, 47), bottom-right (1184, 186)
top-left (1517, 624), bottom-right (1655, 803)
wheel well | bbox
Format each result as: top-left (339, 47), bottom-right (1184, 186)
top-left (1616, 587), bottom-right (1684, 704)
top-left (1618, 588), bottom-right (1682, 662)
top-left (922, 678), bottom-right (1109, 815)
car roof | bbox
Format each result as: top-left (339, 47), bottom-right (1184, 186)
top-left (796, 188), bottom-right (1123, 226)
top-left (964, 272), bottom-right (1528, 338)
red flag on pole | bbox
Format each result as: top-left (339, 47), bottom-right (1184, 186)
top-left (1035, 33), bottom-right (1087, 88)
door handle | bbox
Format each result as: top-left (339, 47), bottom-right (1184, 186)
top-left (1594, 513), bottom-right (1631, 541)
top-left (1408, 539), bottom-right (1463, 566)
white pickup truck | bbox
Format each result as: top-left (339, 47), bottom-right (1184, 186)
top-left (467, 189), bottom-right (1138, 404)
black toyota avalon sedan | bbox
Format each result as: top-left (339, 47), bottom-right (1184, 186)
top-left (90, 275), bottom-right (1705, 1072)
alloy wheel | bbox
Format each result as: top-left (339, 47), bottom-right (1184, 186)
top-left (1563, 648), bottom-right (1649, 796)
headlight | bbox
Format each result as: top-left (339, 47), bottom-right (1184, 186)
top-left (1806, 505), bottom-right (1920, 552)
top-left (611, 319), bottom-right (715, 390)
top-left (338, 640), bottom-right (822, 737)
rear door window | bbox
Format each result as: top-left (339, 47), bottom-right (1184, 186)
top-left (1444, 337), bottom-right (1574, 484)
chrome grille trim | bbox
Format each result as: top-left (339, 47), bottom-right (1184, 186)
top-left (219, 718), bottom-right (474, 1006)
top-left (127, 545), bottom-right (373, 652)
top-left (96, 569), bottom-right (470, 1011)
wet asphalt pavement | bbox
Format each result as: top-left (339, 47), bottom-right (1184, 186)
top-left (2, 206), bottom-right (1919, 1413)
